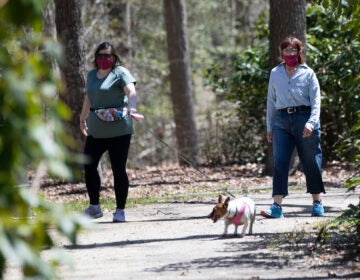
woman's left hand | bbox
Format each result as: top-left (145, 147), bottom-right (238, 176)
top-left (129, 108), bottom-right (137, 114)
top-left (80, 121), bottom-right (88, 136)
top-left (302, 123), bottom-right (313, 138)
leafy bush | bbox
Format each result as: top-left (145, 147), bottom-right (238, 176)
top-left (308, 2), bottom-right (360, 192)
top-left (306, 5), bottom-right (360, 164)
top-left (203, 4), bottom-right (360, 166)
top-left (0, 1), bottom-right (87, 278)
top-left (203, 43), bottom-right (268, 165)
top-left (331, 201), bottom-right (360, 235)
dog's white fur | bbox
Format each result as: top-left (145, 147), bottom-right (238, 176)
top-left (225, 196), bottom-right (256, 237)
top-left (208, 195), bottom-right (256, 237)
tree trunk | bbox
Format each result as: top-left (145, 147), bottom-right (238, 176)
top-left (54, 0), bottom-right (86, 164)
top-left (43, 0), bottom-right (56, 40)
top-left (232, 0), bottom-right (251, 46)
top-left (264, 0), bottom-right (306, 175)
top-left (107, 0), bottom-right (132, 60)
top-left (269, 0), bottom-right (306, 69)
top-left (163, 0), bottom-right (198, 166)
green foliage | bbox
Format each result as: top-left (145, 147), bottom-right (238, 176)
top-left (345, 170), bottom-right (360, 191)
top-left (0, 1), bottom-right (87, 278)
top-left (309, 0), bottom-right (360, 190)
top-left (329, 201), bottom-right (360, 235)
top-left (204, 4), bottom-right (359, 166)
top-left (314, 223), bottom-right (330, 246)
top-left (312, 0), bottom-right (360, 28)
top-left (306, 4), bottom-right (360, 164)
top-left (315, 200), bottom-right (360, 253)
top-left (203, 43), bottom-right (269, 164)
top-left (0, 0), bottom-right (46, 31)
top-left (203, 10), bottom-right (269, 164)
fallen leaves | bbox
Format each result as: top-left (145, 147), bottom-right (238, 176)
top-left (37, 163), bottom-right (354, 204)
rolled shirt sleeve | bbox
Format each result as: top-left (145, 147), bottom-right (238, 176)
top-left (307, 70), bottom-right (321, 129)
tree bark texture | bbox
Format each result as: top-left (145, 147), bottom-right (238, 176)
top-left (107, 0), bottom-right (132, 59)
top-left (54, 0), bottom-right (86, 155)
top-left (269, 0), bottom-right (306, 70)
top-left (43, 0), bottom-right (56, 39)
top-left (163, 0), bottom-right (198, 165)
top-left (265, 0), bottom-right (306, 175)
top-left (233, 0), bottom-right (251, 46)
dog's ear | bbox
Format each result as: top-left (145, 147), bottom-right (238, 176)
top-left (218, 194), bottom-right (223, 203)
top-left (223, 197), bottom-right (230, 208)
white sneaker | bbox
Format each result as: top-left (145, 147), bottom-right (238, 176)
top-left (83, 204), bottom-right (103, 219)
top-left (113, 209), bottom-right (126, 223)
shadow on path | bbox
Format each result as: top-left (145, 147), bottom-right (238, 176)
top-left (64, 234), bottom-right (218, 250)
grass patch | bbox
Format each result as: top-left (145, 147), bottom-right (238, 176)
top-left (58, 188), bottom-right (252, 214)
top-left (44, 182), bottom-right (274, 215)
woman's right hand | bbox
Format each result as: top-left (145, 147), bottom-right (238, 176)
top-left (80, 121), bottom-right (88, 136)
top-left (266, 131), bottom-right (272, 143)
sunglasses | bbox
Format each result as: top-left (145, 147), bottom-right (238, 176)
top-left (282, 48), bottom-right (299, 55)
top-left (96, 53), bottom-right (114, 59)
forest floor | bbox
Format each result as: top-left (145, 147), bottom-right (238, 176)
top-left (5, 163), bottom-right (360, 279)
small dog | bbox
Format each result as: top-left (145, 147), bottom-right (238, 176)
top-left (208, 195), bottom-right (256, 238)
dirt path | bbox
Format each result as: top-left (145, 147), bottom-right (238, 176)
top-left (8, 186), bottom-right (355, 280)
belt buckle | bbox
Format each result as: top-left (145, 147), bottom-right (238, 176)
top-left (287, 107), bottom-right (296, 114)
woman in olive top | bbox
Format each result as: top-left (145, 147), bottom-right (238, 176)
top-left (80, 41), bottom-right (137, 222)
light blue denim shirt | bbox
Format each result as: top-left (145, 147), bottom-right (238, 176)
top-left (266, 63), bottom-right (321, 132)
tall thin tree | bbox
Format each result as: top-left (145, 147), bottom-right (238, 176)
top-left (265, 0), bottom-right (307, 175)
top-left (54, 0), bottom-right (86, 165)
top-left (163, 0), bottom-right (198, 165)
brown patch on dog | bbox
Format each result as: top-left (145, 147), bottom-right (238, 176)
top-left (207, 195), bottom-right (230, 223)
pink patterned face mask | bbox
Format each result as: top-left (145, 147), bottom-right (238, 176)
top-left (283, 54), bottom-right (299, 67)
top-left (96, 56), bottom-right (114, 70)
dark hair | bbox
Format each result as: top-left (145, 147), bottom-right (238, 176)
top-left (93, 41), bottom-right (123, 69)
top-left (278, 36), bottom-right (305, 64)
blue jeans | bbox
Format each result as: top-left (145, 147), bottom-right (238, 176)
top-left (272, 110), bottom-right (325, 197)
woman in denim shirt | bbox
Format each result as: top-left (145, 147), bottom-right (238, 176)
top-left (261, 36), bottom-right (325, 219)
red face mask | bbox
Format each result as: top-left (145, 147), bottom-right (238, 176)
top-left (96, 57), bottom-right (114, 70)
top-left (283, 54), bottom-right (299, 67)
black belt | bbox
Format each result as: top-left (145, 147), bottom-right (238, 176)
top-left (278, 106), bottom-right (311, 114)
top-left (90, 107), bottom-right (123, 111)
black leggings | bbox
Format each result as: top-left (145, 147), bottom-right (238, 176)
top-left (84, 134), bottom-right (132, 209)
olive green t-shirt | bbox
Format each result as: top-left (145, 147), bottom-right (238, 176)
top-left (86, 66), bottom-right (136, 138)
